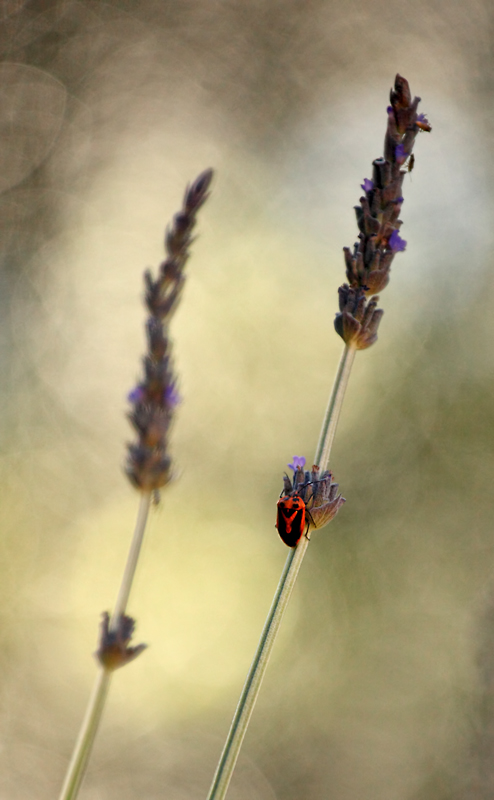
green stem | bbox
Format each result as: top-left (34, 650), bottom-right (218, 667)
top-left (206, 343), bottom-right (356, 800)
top-left (58, 491), bottom-right (152, 800)
top-left (57, 668), bottom-right (112, 800)
top-left (315, 343), bottom-right (356, 470)
top-left (110, 492), bottom-right (152, 631)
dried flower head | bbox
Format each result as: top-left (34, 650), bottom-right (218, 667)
top-left (281, 458), bottom-right (345, 534)
top-left (336, 75), bottom-right (431, 348)
top-left (95, 612), bottom-right (147, 671)
top-left (126, 169), bottom-right (213, 491)
top-left (334, 285), bottom-right (383, 350)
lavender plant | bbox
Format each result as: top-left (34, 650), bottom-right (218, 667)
top-left (206, 75), bottom-right (431, 800)
top-left (58, 168), bottom-right (213, 800)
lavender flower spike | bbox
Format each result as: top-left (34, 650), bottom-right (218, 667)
top-left (58, 173), bottom-right (213, 800)
top-left (126, 169), bottom-right (213, 491)
top-left (206, 78), bottom-right (431, 800)
top-left (336, 74), bottom-right (431, 346)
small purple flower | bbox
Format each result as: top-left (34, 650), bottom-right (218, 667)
top-left (395, 143), bottom-right (407, 163)
top-left (128, 385), bottom-right (146, 404)
top-left (395, 196), bottom-right (404, 204)
top-left (415, 111), bottom-right (431, 132)
top-left (164, 384), bottom-right (181, 408)
top-left (288, 456), bottom-right (306, 472)
top-left (387, 105), bottom-right (393, 113)
top-left (388, 229), bottom-right (407, 253)
top-left (361, 178), bottom-right (374, 193)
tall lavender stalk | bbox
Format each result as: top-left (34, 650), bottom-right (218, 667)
top-left (206, 75), bottom-right (431, 800)
top-left (58, 169), bottom-right (213, 800)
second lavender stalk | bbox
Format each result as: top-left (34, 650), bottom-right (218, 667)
top-left (58, 169), bottom-right (213, 800)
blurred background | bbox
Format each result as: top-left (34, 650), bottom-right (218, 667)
top-left (0, 0), bottom-right (493, 798)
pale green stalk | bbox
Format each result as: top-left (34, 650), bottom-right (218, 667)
top-left (206, 343), bottom-right (357, 800)
top-left (315, 343), bottom-right (356, 469)
top-left (110, 492), bottom-right (152, 628)
top-left (57, 668), bottom-right (112, 800)
top-left (58, 491), bottom-right (152, 800)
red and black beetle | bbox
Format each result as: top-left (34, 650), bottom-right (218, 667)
top-left (276, 494), bottom-right (308, 547)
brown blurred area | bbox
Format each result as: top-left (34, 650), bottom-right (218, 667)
top-left (1, 0), bottom-right (494, 798)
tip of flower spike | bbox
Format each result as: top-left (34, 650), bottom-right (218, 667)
top-left (388, 229), bottom-right (407, 253)
top-left (288, 456), bottom-right (306, 472)
top-left (390, 75), bottom-right (412, 109)
top-left (193, 168), bottom-right (214, 194)
top-left (184, 168), bottom-right (214, 213)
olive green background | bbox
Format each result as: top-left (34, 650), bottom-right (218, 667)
top-left (0, 1), bottom-right (493, 798)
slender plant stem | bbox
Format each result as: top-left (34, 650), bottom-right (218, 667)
top-left (110, 491), bottom-right (152, 630)
top-left (206, 343), bottom-right (356, 800)
top-left (315, 343), bottom-right (356, 470)
top-left (58, 491), bottom-right (152, 800)
top-left (57, 668), bottom-right (112, 800)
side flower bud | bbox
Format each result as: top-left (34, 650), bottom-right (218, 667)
top-left (95, 612), bottom-right (147, 671)
top-left (334, 284), bottom-right (383, 350)
top-left (303, 465), bottom-right (346, 532)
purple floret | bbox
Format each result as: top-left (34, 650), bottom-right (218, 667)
top-left (128, 385), bottom-right (146, 404)
top-left (395, 143), bottom-right (407, 162)
top-left (288, 456), bottom-right (306, 472)
top-left (164, 384), bottom-right (181, 408)
top-left (361, 178), bottom-right (374, 193)
top-left (389, 229), bottom-right (407, 253)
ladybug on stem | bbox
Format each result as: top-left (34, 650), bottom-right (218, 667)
top-left (276, 494), bottom-right (309, 547)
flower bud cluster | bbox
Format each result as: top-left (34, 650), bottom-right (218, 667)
top-left (283, 456), bottom-right (345, 531)
top-left (95, 612), bottom-right (147, 671)
top-left (335, 75), bottom-right (431, 349)
top-left (334, 285), bottom-right (383, 350)
top-left (126, 169), bottom-right (213, 491)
